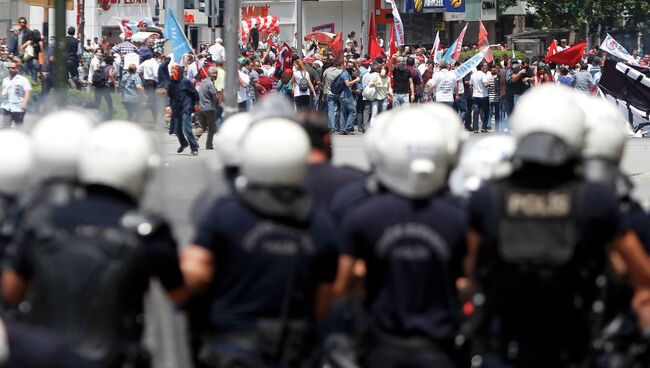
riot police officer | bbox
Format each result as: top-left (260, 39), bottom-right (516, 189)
top-left (332, 105), bottom-right (468, 368)
top-left (465, 84), bottom-right (649, 368)
top-left (180, 117), bottom-right (339, 367)
top-left (2, 121), bottom-right (185, 367)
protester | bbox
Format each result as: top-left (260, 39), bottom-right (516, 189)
top-left (470, 62), bottom-right (490, 133)
top-left (1, 61), bottom-right (31, 127)
top-left (197, 66), bottom-right (220, 150)
top-left (392, 56), bottom-right (414, 108)
top-left (120, 63), bottom-right (144, 121)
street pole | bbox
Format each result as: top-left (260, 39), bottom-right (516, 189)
top-left (223, 0), bottom-right (239, 116)
top-left (296, 0), bottom-right (302, 57)
top-left (54, 0), bottom-right (67, 106)
top-left (362, 0), bottom-right (368, 55)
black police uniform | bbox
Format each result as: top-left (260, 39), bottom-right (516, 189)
top-left (304, 163), bottom-right (365, 209)
top-left (6, 184), bottom-right (184, 367)
top-left (468, 165), bottom-right (622, 368)
top-left (192, 191), bottom-right (339, 367)
top-left (340, 191), bottom-right (467, 368)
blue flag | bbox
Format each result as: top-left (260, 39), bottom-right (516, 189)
top-left (164, 9), bottom-right (192, 63)
top-left (442, 39), bottom-right (458, 64)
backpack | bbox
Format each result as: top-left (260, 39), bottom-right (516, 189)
top-left (298, 71), bottom-right (309, 92)
top-left (92, 66), bottom-right (107, 87)
top-left (330, 72), bottom-right (345, 96)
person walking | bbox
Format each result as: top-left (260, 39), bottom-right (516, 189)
top-left (339, 60), bottom-right (360, 134)
top-left (91, 55), bottom-right (116, 119)
top-left (120, 64), bottom-right (144, 121)
top-left (168, 65), bottom-right (200, 155)
top-left (64, 27), bottom-right (81, 88)
top-left (138, 51), bottom-right (160, 124)
top-left (488, 64), bottom-right (501, 131)
top-left (322, 60), bottom-right (343, 132)
top-left (392, 56), bottom-right (414, 108)
top-left (1, 61), bottom-right (31, 127)
top-left (470, 62), bottom-right (490, 133)
top-left (293, 59), bottom-right (316, 110)
top-left (370, 64), bottom-right (391, 120)
top-left (197, 66), bottom-right (220, 150)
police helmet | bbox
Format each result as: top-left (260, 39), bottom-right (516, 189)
top-left (577, 95), bottom-right (628, 163)
top-left (214, 113), bottom-right (252, 168)
top-left (250, 93), bottom-right (295, 123)
top-left (31, 110), bottom-right (95, 182)
top-left (418, 103), bottom-right (468, 167)
top-left (78, 121), bottom-right (159, 199)
top-left (448, 135), bottom-right (516, 198)
top-left (363, 110), bottom-right (394, 169)
top-left (373, 107), bottom-right (451, 199)
top-left (510, 84), bottom-right (586, 166)
top-left (240, 118), bottom-right (310, 187)
top-left (0, 130), bottom-right (34, 197)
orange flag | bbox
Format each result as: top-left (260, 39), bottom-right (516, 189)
top-left (478, 19), bottom-right (493, 63)
top-left (330, 30), bottom-right (344, 62)
top-left (546, 39), bottom-right (558, 60)
top-left (368, 12), bottom-right (385, 60)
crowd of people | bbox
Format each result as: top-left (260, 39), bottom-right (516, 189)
top-left (0, 80), bottom-right (648, 368)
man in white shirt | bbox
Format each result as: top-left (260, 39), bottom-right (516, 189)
top-left (237, 70), bottom-right (250, 112)
top-left (88, 50), bottom-right (103, 85)
top-left (470, 62), bottom-right (490, 133)
top-left (1, 62), bottom-right (31, 127)
top-left (428, 61), bottom-right (458, 108)
top-left (138, 51), bottom-right (161, 124)
top-left (208, 38), bottom-right (226, 63)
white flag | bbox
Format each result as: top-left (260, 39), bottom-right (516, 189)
top-left (455, 47), bottom-right (489, 81)
top-left (600, 34), bottom-right (639, 66)
top-left (385, 0), bottom-right (405, 46)
top-left (432, 31), bottom-right (441, 64)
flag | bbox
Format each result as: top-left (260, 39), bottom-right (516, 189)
top-left (545, 41), bottom-right (586, 66)
top-left (600, 34), bottom-right (640, 66)
top-left (454, 47), bottom-right (489, 81)
top-left (279, 42), bottom-right (293, 71)
top-left (478, 20), bottom-right (493, 63)
top-left (432, 31), bottom-right (441, 64)
top-left (115, 17), bottom-right (137, 39)
top-left (385, 0), bottom-right (405, 46)
top-left (330, 31), bottom-right (344, 62)
top-left (546, 39), bottom-right (558, 60)
top-left (443, 23), bottom-right (467, 64)
top-left (389, 22), bottom-right (397, 59)
top-left (599, 58), bottom-right (650, 132)
top-left (368, 12), bottom-right (385, 60)
top-left (163, 10), bottom-right (192, 63)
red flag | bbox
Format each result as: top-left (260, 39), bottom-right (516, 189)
top-left (546, 39), bottom-right (558, 60)
top-left (279, 42), bottom-right (293, 71)
top-left (368, 13), bottom-right (385, 60)
top-left (329, 31), bottom-right (344, 62)
top-left (478, 20), bottom-right (494, 63)
top-left (546, 41), bottom-right (586, 66)
top-left (389, 22), bottom-right (397, 59)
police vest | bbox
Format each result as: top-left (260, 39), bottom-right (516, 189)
top-left (482, 180), bottom-right (607, 332)
top-left (24, 210), bottom-right (156, 365)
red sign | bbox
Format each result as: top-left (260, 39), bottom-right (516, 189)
top-left (98, 0), bottom-right (147, 11)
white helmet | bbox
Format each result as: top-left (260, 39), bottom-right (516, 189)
top-left (364, 110), bottom-right (394, 169)
top-left (78, 121), bottom-right (159, 199)
top-left (449, 135), bottom-right (516, 198)
top-left (419, 103), bottom-right (468, 166)
top-left (577, 95), bottom-right (628, 163)
top-left (214, 113), bottom-right (252, 168)
top-left (510, 84), bottom-right (586, 166)
top-left (0, 130), bottom-right (34, 197)
top-left (31, 110), bottom-right (95, 182)
top-left (240, 118), bottom-right (310, 187)
top-left (373, 108), bottom-right (450, 198)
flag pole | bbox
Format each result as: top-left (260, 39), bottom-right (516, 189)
top-left (224, 0), bottom-right (240, 116)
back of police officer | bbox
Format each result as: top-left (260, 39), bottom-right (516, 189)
top-left (333, 106), bottom-right (467, 368)
top-left (2, 121), bottom-right (184, 367)
top-left (180, 117), bottom-right (339, 368)
top-left (467, 85), bottom-right (622, 368)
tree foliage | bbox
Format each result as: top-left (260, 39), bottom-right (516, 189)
top-left (498, 0), bottom-right (650, 33)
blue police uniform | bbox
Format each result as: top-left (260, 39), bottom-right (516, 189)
top-left (192, 194), bottom-right (339, 367)
top-left (340, 191), bottom-right (468, 367)
top-left (7, 184), bottom-right (183, 367)
top-left (468, 167), bottom-right (622, 368)
top-left (304, 163), bottom-right (365, 209)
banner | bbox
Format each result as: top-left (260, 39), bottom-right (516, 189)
top-left (163, 10), bottom-right (192, 63)
top-left (545, 41), bottom-right (586, 66)
top-left (600, 34), bottom-right (639, 66)
top-left (443, 23), bottom-right (467, 64)
top-left (385, 0), bottom-right (405, 46)
top-left (599, 58), bottom-right (650, 132)
top-left (454, 47), bottom-right (488, 81)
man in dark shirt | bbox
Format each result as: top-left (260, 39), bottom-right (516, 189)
top-left (64, 27), bottom-right (81, 88)
top-left (168, 65), bottom-right (200, 155)
top-left (391, 56), bottom-right (414, 108)
top-left (249, 23), bottom-right (260, 51)
top-left (512, 57), bottom-right (532, 104)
